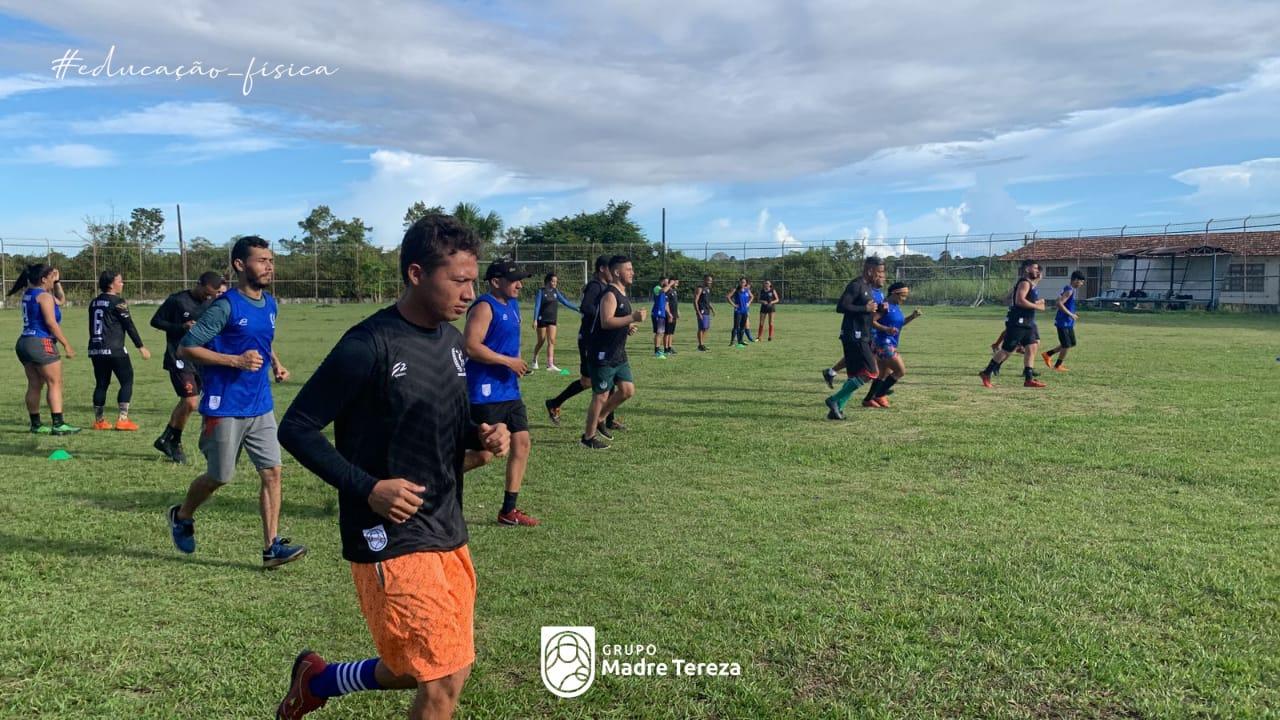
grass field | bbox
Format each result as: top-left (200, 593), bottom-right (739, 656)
top-left (1, 303), bottom-right (1277, 719)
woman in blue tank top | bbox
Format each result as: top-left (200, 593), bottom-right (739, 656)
top-left (7, 264), bottom-right (79, 434)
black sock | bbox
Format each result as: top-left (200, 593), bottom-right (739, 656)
top-left (864, 379), bottom-right (884, 402)
top-left (983, 360), bottom-right (999, 375)
top-left (29, 413), bottom-right (41, 428)
top-left (501, 491), bottom-right (518, 514)
top-left (1023, 367), bottom-right (1034, 380)
top-left (551, 381), bottom-right (585, 407)
top-left (1045, 348), bottom-right (1058, 357)
top-left (1054, 358), bottom-right (1064, 368)
top-left (878, 376), bottom-right (898, 397)
top-left (52, 413), bottom-right (64, 426)
top-left (606, 411), bottom-right (616, 426)
top-left (168, 425), bottom-right (183, 442)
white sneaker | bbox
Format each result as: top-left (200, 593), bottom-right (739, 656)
top-left (532, 361), bottom-right (540, 369)
top-left (546, 363), bottom-right (561, 372)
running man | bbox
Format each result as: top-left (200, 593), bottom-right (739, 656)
top-left (464, 260), bottom-right (539, 526)
top-left (1042, 270), bottom-right (1086, 372)
top-left (824, 256), bottom-right (884, 420)
top-left (275, 214), bottom-right (510, 720)
top-left (693, 274), bottom-right (715, 351)
top-left (663, 278), bottom-right (680, 355)
top-left (651, 276), bottom-right (672, 358)
top-left (757, 279), bottom-right (779, 341)
top-left (8, 264), bottom-right (79, 434)
top-left (823, 264), bottom-right (886, 388)
top-left (167, 235), bottom-right (306, 568)
top-left (530, 272), bottom-right (579, 373)
top-left (727, 277), bottom-right (753, 347)
top-left (88, 270), bottom-right (151, 430)
top-left (980, 259), bottom-right (1047, 389)
top-left (582, 255), bottom-right (645, 449)
top-left (544, 255), bottom-right (612, 426)
top-left (863, 281), bottom-right (921, 408)
top-left (151, 272), bottom-right (225, 463)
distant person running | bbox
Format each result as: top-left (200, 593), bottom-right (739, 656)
top-left (651, 276), bottom-right (672, 359)
top-left (663, 278), bottom-right (680, 355)
top-left (727, 278), bottom-right (753, 347)
top-left (544, 255), bottom-right (611, 426)
top-left (464, 260), bottom-right (539, 527)
top-left (1042, 270), bottom-right (1086, 372)
top-left (530, 272), bottom-right (579, 373)
top-left (9, 264), bottom-right (79, 435)
top-left (693, 274), bottom-right (715, 351)
top-left (757, 279), bottom-right (779, 341)
top-left (980, 259), bottom-right (1047, 389)
top-left (88, 270), bottom-right (151, 430)
top-left (151, 272), bottom-right (225, 463)
top-left (167, 235), bottom-right (306, 568)
top-left (275, 213), bottom-right (510, 720)
top-left (863, 281), bottom-right (921, 408)
top-left (582, 255), bottom-right (645, 449)
top-left (824, 256), bottom-right (884, 420)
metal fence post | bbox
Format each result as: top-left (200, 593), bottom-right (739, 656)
top-left (0, 237), bottom-right (5, 306)
top-left (313, 245), bottom-right (319, 301)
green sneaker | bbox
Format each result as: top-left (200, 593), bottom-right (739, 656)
top-left (30, 425), bottom-right (52, 434)
top-left (50, 423), bottom-right (81, 436)
top-left (736, 343), bottom-right (747, 349)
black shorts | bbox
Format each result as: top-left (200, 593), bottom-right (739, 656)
top-left (578, 336), bottom-right (590, 377)
top-left (1000, 322), bottom-right (1038, 353)
top-left (169, 368), bottom-right (202, 398)
top-left (471, 399), bottom-right (529, 434)
top-left (1056, 326), bottom-right (1077, 348)
top-left (840, 336), bottom-right (876, 379)
top-left (760, 304), bottom-right (776, 315)
top-left (536, 320), bottom-right (556, 329)
top-left (664, 319), bottom-right (676, 336)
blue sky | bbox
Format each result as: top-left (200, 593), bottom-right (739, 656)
top-left (2, 1), bottom-right (1280, 258)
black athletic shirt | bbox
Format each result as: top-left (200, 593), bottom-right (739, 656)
top-left (589, 285), bottom-right (633, 366)
top-left (837, 278), bottom-right (876, 341)
top-left (278, 305), bottom-right (483, 564)
top-left (88, 293), bottom-right (144, 356)
top-left (666, 287), bottom-right (678, 315)
top-left (696, 286), bottom-right (712, 314)
top-left (760, 288), bottom-right (778, 308)
top-left (151, 289), bottom-right (213, 371)
top-left (578, 278), bottom-right (607, 340)
top-left (1006, 279), bottom-right (1039, 324)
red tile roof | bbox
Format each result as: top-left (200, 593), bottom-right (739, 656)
top-left (1002, 231), bottom-right (1280, 261)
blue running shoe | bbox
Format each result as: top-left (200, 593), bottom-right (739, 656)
top-left (263, 537), bottom-right (307, 569)
top-left (168, 504), bottom-right (195, 554)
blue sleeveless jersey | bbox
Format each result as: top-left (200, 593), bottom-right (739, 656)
top-left (874, 302), bottom-right (905, 349)
top-left (20, 288), bottom-right (58, 338)
top-left (651, 287), bottom-right (669, 319)
top-left (1055, 285), bottom-right (1077, 328)
top-left (465, 294), bottom-right (522, 404)
top-left (200, 289), bottom-right (277, 417)
top-left (734, 288), bottom-right (751, 314)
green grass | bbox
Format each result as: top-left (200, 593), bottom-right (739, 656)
top-left (1, 304), bottom-right (1277, 719)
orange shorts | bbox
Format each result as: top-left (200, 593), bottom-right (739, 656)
top-left (351, 546), bottom-right (476, 682)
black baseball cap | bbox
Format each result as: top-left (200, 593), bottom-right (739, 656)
top-left (485, 260), bottom-right (532, 282)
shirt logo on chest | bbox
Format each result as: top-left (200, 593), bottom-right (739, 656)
top-left (451, 347), bottom-right (467, 376)
top-left (391, 361), bottom-right (407, 379)
top-left (237, 318), bottom-right (248, 326)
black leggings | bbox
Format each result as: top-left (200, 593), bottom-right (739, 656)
top-left (92, 354), bottom-right (134, 407)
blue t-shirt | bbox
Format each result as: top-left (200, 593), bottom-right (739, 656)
top-left (651, 286), bottom-right (669, 319)
top-left (733, 288), bottom-right (751, 314)
top-left (465, 294), bottom-right (522, 404)
top-left (20, 288), bottom-right (58, 338)
top-left (199, 289), bottom-right (277, 417)
top-left (1055, 285), bottom-right (1077, 328)
top-left (874, 302), bottom-right (905, 349)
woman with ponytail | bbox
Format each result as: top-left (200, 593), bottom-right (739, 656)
top-left (10, 264), bottom-right (79, 434)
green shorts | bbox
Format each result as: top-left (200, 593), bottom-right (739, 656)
top-left (590, 361), bottom-right (634, 395)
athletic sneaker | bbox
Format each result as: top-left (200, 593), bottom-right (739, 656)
top-left (654, 351), bottom-right (667, 359)
top-left (1023, 378), bottom-right (1047, 388)
top-left (697, 345), bottom-right (708, 352)
top-left (544, 399), bottom-right (561, 426)
top-left (30, 425), bottom-right (51, 434)
top-left (736, 343), bottom-right (747, 349)
top-left (546, 363), bottom-right (561, 372)
top-left (51, 422), bottom-right (80, 436)
top-left (862, 399), bottom-right (884, 409)
top-left (1041, 352), bottom-right (1053, 369)
top-left (580, 434), bottom-right (609, 450)
top-left (596, 423), bottom-right (613, 441)
top-left (92, 418), bottom-right (112, 431)
top-left (823, 368), bottom-right (836, 389)
top-left (263, 537), bottom-right (308, 569)
top-left (874, 396), bottom-right (891, 408)
top-left (170, 443), bottom-right (188, 465)
top-left (168, 504), bottom-right (195, 554)
top-left (825, 398), bottom-right (844, 421)
top-left (1054, 365), bottom-right (1069, 372)
top-left (532, 361), bottom-right (540, 369)
top-left (498, 508), bottom-right (540, 526)
top-left (605, 416), bottom-right (627, 431)
top-left (115, 418), bottom-right (139, 431)
top-left (276, 650), bottom-right (328, 720)
top-left (666, 347), bottom-right (677, 355)
top-left (979, 372), bottom-right (994, 388)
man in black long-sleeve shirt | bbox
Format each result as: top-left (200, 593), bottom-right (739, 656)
top-left (824, 256), bottom-right (883, 420)
top-left (149, 271), bottom-right (224, 462)
top-left (274, 215), bottom-right (510, 720)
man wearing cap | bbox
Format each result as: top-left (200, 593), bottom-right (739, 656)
top-left (464, 260), bottom-right (539, 526)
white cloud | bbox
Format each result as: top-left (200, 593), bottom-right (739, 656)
top-left (713, 217), bottom-right (731, 229)
top-left (0, 73), bottom-right (94, 99)
top-left (756, 208), bottom-right (770, 235)
top-left (773, 221), bottom-right (800, 248)
top-left (14, 143), bottom-right (115, 167)
top-left (1171, 157), bottom-right (1280, 216)
top-left (73, 101), bottom-right (251, 137)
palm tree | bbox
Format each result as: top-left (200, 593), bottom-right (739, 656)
top-left (452, 202), bottom-right (504, 246)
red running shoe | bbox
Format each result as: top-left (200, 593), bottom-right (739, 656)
top-left (276, 650), bottom-right (328, 719)
top-left (861, 399), bottom-right (883, 409)
top-left (874, 396), bottom-right (890, 408)
top-left (498, 508), bottom-right (540, 526)
top-left (1024, 378), bottom-right (1047, 388)
top-left (979, 372), bottom-right (993, 388)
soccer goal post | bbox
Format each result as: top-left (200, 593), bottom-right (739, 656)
top-left (891, 264), bottom-right (988, 306)
top-left (513, 260), bottom-right (590, 298)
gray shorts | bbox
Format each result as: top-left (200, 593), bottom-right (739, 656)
top-left (15, 336), bottom-right (60, 366)
top-left (198, 412), bottom-right (282, 484)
